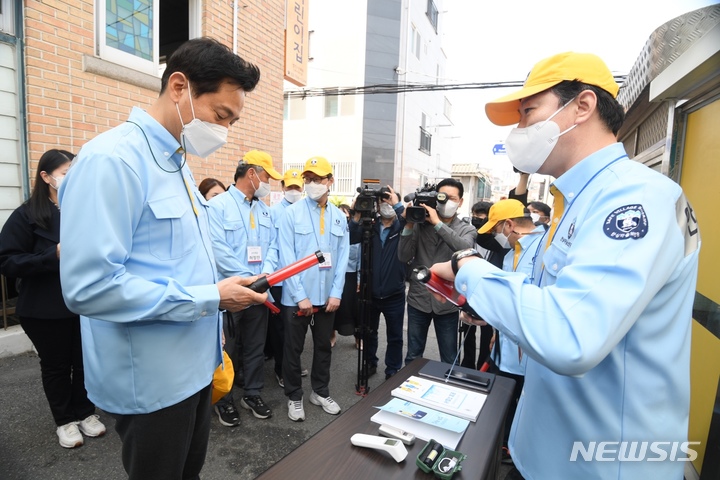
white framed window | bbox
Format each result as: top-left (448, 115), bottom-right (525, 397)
top-left (444, 96), bottom-right (452, 121)
top-left (96, 0), bottom-right (201, 76)
top-left (0, 0), bottom-right (15, 35)
top-left (426, 0), bottom-right (438, 33)
top-left (323, 92), bottom-right (355, 118)
top-left (324, 92), bottom-right (339, 117)
top-left (284, 97), bottom-right (307, 120)
top-left (410, 25), bottom-right (421, 59)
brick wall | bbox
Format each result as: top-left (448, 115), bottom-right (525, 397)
top-left (23, 0), bottom-right (285, 190)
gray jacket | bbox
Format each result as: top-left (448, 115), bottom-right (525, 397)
top-left (398, 217), bottom-right (476, 314)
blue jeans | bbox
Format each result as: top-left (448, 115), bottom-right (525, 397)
top-left (365, 291), bottom-right (406, 377)
top-left (405, 305), bottom-right (459, 365)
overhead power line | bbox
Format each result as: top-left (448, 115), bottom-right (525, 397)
top-left (284, 76), bottom-right (627, 98)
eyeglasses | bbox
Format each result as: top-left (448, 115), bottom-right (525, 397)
top-left (303, 176), bottom-right (329, 184)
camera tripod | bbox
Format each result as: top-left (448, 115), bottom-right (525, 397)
top-left (355, 215), bottom-right (375, 396)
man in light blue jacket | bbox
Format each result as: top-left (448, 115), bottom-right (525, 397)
top-left (58, 39), bottom-right (267, 480)
top-left (436, 52), bottom-right (700, 480)
top-left (207, 150), bottom-right (281, 426)
top-left (277, 156), bottom-right (349, 422)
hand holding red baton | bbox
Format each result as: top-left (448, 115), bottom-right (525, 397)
top-left (412, 266), bottom-right (482, 320)
top-left (248, 251), bottom-right (325, 293)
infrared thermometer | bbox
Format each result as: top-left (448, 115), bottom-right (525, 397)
top-left (350, 433), bottom-right (408, 462)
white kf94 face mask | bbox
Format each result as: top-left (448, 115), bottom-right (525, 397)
top-left (284, 190), bottom-right (303, 204)
top-left (176, 82), bottom-right (228, 158)
top-left (305, 182), bottom-right (328, 201)
top-left (505, 98), bottom-right (577, 174)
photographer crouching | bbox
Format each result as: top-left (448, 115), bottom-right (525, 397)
top-left (398, 178), bottom-right (476, 365)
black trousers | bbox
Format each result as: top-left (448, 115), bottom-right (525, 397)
top-left (20, 315), bottom-right (95, 426)
top-left (110, 384), bottom-right (212, 480)
top-left (230, 304), bottom-right (268, 396)
top-left (266, 286), bottom-right (285, 377)
top-left (461, 324), bottom-right (493, 369)
top-left (282, 306), bottom-right (334, 401)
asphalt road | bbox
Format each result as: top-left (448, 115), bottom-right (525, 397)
top-left (0, 320), bottom-right (512, 479)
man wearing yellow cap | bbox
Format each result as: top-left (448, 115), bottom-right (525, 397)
top-left (267, 169), bottom-right (307, 388)
top-left (207, 149), bottom-right (282, 425)
top-left (434, 52), bottom-right (700, 479)
top-left (277, 156), bottom-right (349, 421)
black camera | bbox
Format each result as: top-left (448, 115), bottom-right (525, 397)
top-left (354, 184), bottom-right (391, 217)
top-left (403, 184), bottom-right (447, 223)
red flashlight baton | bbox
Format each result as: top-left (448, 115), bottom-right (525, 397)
top-left (263, 300), bottom-right (280, 314)
top-left (248, 251), bottom-right (325, 293)
top-left (412, 266), bottom-right (482, 320)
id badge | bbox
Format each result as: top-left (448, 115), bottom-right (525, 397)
top-left (318, 251), bottom-right (332, 269)
top-left (247, 246), bottom-right (262, 264)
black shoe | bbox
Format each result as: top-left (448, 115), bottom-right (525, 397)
top-left (241, 395), bottom-right (272, 419)
top-left (214, 403), bottom-right (241, 427)
top-left (367, 365), bottom-right (377, 377)
top-left (385, 371), bottom-right (397, 381)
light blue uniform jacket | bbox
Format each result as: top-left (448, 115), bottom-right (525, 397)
top-left (269, 198), bottom-right (293, 287)
top-left (207, 185), bottom-right (278, 280)
top-left (455, 143), bottom-right (699, 480)
top-left (277, 196), bottom-right (349, 306)
top-left (58, 107), bottom-right (222, 415)
top-left (495, 225), bottom-right (546, 375)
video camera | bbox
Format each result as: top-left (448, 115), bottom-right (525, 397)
top-left (354, 182), bottom-right (391, 217)
top-left (403, 184), bottom-right (447, 223)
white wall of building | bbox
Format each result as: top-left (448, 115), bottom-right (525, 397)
top-left (283, 0), bottom-right (369, 198)
top-left (283, 0), bottom-right (449, 201)
top-left (395, 0), bottom-right (449, 198)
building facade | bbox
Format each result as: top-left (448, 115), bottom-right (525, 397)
top-left (282, 0), bottom-right (450, 200)
top-left (616, 5), bottom-right (720, 477)
top-left (0, 0), bottom-right (285, 226)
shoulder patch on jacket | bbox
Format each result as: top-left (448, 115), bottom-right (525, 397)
top-left (603, 205), bottom-right (648, 240)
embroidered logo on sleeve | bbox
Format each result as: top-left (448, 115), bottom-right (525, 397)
top-left (603, 205), bottom-right (648, 239)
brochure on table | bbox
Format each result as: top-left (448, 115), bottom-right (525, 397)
top-left (370, 406), bottom-right (469, 450)
top-left (391, 375), bottom-right (487, 422)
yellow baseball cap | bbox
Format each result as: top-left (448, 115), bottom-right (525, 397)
top-left (485, 52), bottom-right (620, 126)
top-left (478, 199), bottom-right (529, 234)
top-left (282, 169), bottom-right (303, 188)
top-left (302, 156), bottom-right (333, 177)
top-left (243, 150), bottom-right (282, 180)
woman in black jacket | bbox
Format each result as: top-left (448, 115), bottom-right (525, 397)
top-left (0, 149), bottom-right (106, 449)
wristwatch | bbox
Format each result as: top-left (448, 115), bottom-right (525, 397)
top-left (451, 248), bottom-right (482, 275)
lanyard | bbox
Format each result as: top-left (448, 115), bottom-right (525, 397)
top-left (533, 154), bottom-right (628, 286)
top-left (512, 232), bottom-right (542, 271)
top-left (229, 189), bottom-right (259, 241)
top-left (304, 199), bottom-right (328, 249)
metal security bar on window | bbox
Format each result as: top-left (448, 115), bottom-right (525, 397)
top-left (419, 127), bottom-right (432, 155)
top-left (426, 0), bottom-right (438, 32)
top-left (283, 161), bottom-right (355, 196)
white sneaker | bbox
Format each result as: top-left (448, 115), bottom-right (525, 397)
top-left (288, 398), bottom-right (305, 422)
top-left (57, 422), bottom-right (83, 449)
top-left (309, 391), bottom-right (341, 415)
top-left (78, 414), bottom-right (106, 437)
